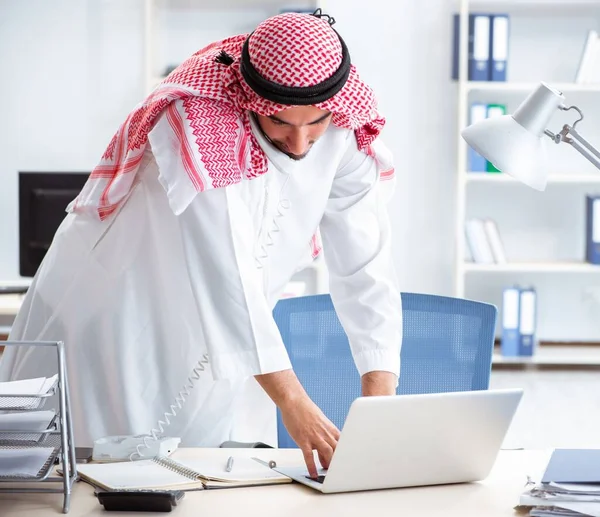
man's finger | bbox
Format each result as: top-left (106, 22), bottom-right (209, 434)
top-left (302, 447), bottom-right (318, 479)
top-left (331, 424), bottom-right (341, 442)
top-left (325, 425), bottom-right (340, 448)
top-left (316, 441), bottom-right (334, 470)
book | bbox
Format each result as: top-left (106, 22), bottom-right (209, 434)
top-left (586, 194), bottom-right (600, 264)
top-left (465, 219), bottom-right (495, 264)
top-left (575, 30), bottom-right (600, 84)
top-left (452, 13), bottom-right (491, 81)
top-left (468, 103), bottom-right (488, 172)
top-left (483, 219), bottom-right (507, 263)
top-left (518, 287), bottom-right (537, 356)
top-left (485, 104), bottom-right (506, 172)
top-left (76, 454), bottom-right (292, 491)
top-left (490, 14), bottom-right (509, 81)
top-left (501, 286), bottom-right (521, 356)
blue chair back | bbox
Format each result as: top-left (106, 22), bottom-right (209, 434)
top-left (273, 292), bottom-right (497, 448)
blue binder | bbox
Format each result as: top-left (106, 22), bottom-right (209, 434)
top-left (452, 14), bottom-right (491, 81)
top-left (468, 103), bottom-right (488, 172)
top-left (501, 286), bottom-right (520, 356)
top-left (542, 449), bottom-right (600, 483)
top-left (490, 14), bottom-right (509, 81)
top-left (586, 195), bottom-right (600, 264)
top-left (518, 287), bottom-right (536, 356)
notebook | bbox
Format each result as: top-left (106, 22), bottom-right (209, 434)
top-left (76, 455), bottom-right (292, 491)
top-left (542, 449), bottom-right (600, 483)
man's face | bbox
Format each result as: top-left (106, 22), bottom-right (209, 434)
top-left (255, 106), bottom-right (332, 160)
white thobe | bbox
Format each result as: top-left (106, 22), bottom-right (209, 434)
top-left (0, 115), bottom-right (402, 448)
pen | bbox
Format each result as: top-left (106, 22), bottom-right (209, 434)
top-left (252, 457), bottom-right (277, 469)
top-left (225, 456), bottom-right (234, 472)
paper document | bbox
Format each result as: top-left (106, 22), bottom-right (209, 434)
top-left (0, 375), bottom-right (58, 410)
top-left (0, 447), bottom-right (54, 477)
top-left (0, 411), bottom-right (55, 431)
top-left (520, 480), bottom-right (600, 516)
top-left (0, 376), bottom-right (58, 396)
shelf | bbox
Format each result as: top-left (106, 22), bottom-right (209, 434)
top-left (468, 0), bottom-right (600, 13)
top-left (155, 0), bottom-right (316, 9)
top-left (466, 82), bottom-right (600, 93)
top-left (464, 262), bottom-right (600, 273)
top-left (492, 345), bottom-right (600, 367)
top-left (466, 173), bottom-right (600, 184)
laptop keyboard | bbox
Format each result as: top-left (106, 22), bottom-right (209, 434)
top-left (305, 475), bottom-right (326, 484)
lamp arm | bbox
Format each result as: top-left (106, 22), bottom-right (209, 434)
top-left (544, 125), bottom-right (600, 171)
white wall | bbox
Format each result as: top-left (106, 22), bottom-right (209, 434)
top-left (0, 0), bottom-right (145, 279)
top-left (325, 0), bottom-right (458, 296)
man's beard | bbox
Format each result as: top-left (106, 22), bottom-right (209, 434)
top-left (271, 141), bottom-right (313, 161)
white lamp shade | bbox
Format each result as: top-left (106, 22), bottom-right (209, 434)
top-left (461, 115), bottom-right (549, 191)
top-left (461, 82), bottom-right (565, 192)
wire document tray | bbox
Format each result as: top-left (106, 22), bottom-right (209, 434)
top-left (0, 341), bottom-right (77, 513)
top-left (0, 387), bottom-right (56, 411)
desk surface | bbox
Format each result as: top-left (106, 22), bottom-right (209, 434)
top-left (0, 448), bottom-right (548, 517)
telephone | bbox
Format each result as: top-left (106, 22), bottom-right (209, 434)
top-left (92, 354), bottom-right (210, 462)
top-left (92, 435), bottom-right (181, 462)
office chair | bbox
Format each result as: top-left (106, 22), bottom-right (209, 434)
top-left (273, 292), bottom-right (497, 448)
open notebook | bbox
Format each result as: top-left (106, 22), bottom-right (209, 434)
top-left (77, 455), bottom-right (292, 491)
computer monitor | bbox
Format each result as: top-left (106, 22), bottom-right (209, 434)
top-left (19, 172), bottom-right (89, 277)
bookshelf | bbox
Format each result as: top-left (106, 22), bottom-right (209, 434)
top-left (455, 0), bottom-right (600, 355)
top-left (465, 261), bottom-right (600, 273)
top-left (467, 172), bottom-right (600, 183)
top-left (468, 81), bottom-right (600, 92)
top-left (492, 344), bottom-right (600, 367)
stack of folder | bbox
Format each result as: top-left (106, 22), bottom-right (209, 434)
top-left (519, 449), bottom-right (600, 516)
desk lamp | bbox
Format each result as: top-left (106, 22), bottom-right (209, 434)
top-left (461, 82), bottom-right (600, 191)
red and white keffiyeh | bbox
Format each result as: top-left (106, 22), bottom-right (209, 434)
top-left (69, 11), bottom-right (394, 220)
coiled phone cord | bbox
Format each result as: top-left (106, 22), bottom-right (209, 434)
top-left (130, 354), bottom-right (210, 460)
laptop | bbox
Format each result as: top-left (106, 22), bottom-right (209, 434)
top-left (274, 388), bottom-right (523, 494)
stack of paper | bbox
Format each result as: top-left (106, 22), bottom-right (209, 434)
top-left (0, 410), bottom-right (56, 440)
top-left (0, 447), bottom-right (55, 478)
top-left (521, 483), bottom-right (600, 516)
top-left (0, 375), bottom-right (59, 410)
top-left (519, 450), bottom-right (600, 517)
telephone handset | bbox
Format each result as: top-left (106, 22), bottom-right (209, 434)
top-left (92, 354), bottom-right (210, 462)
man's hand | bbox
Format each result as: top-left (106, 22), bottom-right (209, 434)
top-left (279, 396), bottom-right (340, 478)
top-left (255, 369), bottom-right (340, 478)
top-left (361, 370), bottom-right (397, 396)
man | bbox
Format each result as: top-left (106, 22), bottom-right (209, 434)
top-left (0, 10), bottom-right (402, 478)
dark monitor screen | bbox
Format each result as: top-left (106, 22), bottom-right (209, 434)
top-left (19, 172), bottom-right (89, 277)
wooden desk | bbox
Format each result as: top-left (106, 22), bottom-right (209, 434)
top-left (0, 448), bottom-right (548, 516)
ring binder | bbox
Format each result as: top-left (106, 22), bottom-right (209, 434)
top-left (153, 456), bottom-right (201, 481)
